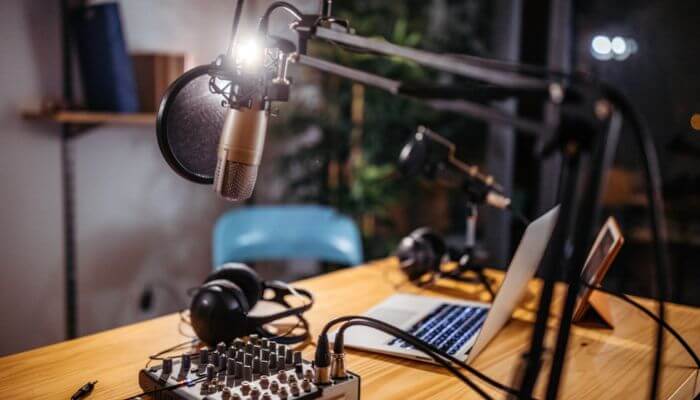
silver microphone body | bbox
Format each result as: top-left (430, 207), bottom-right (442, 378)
top-left (213, 106), bottom-right (269, 201)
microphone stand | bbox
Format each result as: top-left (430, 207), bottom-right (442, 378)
top-left (446, 200), bottom-right (497, 300)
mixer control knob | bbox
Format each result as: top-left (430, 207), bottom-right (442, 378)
top-left (199, 348), bottom-right (209, 370)
top-left (290, 381), bottom-right (300, 396)
top-left (253, 357), bottom-right (261, 374)
top-left (270, 380), bottom-right (279, 393)
top-left (262, 392), bottom-right (272, 400)
top-left (304, 368), bottom-right (314, 381)
top-left (180, 354), bottom-right (191, 374)
top-left (226, 357), bottom-right (236, 373)
top-left (277, 370), bottom-right (288, 383)
top-left (206, 364), bottom-right (216, 381)
top-left (260, 375), bottom-right (270, 389)
top-left (221, 387), bottom-right (231, 400)
top-left (243, 365), bottom-right (253, 382)
top-left (209, 352), bottom-right (220, 368)
top-left (285, 348), bottom-right (294, 366)
top-left (161, 358), bottom-right (173, 375)
top-left (302, 378), bottom-right (312, 392)
top-left (217, 342), bottom-right (227, 354)
top-left (240, 381), bottom-right (251, 395)
top-left (250, 386), bottom-right (261, 400)
top-left (279, 386), bottom-right (289, 400)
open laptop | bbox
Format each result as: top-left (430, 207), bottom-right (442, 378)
top-left (339, 206), bottom-right (559, 364)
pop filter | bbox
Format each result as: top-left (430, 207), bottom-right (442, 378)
top-left (156, 65), bottom-right (227, 184)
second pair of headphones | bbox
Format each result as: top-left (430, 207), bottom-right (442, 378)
top-left (395, 227), bottom-right (450, 282)
top-left (189, 263), bottom-right (314, 345)
top-left (395, 228), bottom-right (495, 298)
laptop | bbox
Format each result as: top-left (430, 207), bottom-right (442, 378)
top-left (338, 206), bottom-right (559, 363)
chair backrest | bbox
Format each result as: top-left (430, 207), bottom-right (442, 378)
top-left (213, 205), bottom-right (363, 267)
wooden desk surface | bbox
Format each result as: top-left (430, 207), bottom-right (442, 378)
top-left (1, 259), bottom-right (698, 399)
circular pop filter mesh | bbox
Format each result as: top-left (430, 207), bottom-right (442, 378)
top-left (157, 65), bottom-right (228, 184)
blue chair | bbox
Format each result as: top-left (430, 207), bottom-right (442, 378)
top-left (213, 205), bottom-right (363, 268)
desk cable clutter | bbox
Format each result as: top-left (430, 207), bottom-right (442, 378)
top-left (151, 0), bottom-right (691, 399)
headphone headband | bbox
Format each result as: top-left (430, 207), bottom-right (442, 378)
top-left (201, 279), bottom-right (251, 312)
top-left (189, 265), bottom-right (314, 345)
top-left (248, 282), bottom-right (314, 326)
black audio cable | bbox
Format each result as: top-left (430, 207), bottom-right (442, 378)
top-left (317, 315), bottom-right (527, 399)
top-left (541, 82), bottom-right (672, 400)
top-left (258, 1), bottom-right (303, 35)
top-left (333, 319), bottom-right (493, 400)
top-left (581, 280), bottom-right (699, 368)
top-left (147, 338), bottom-right (198, 362)
top-left (600, 84), bottom-right (671, 400)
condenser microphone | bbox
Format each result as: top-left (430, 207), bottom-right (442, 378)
top-left (399, 126), bottom-right (511, 210)
top-left (213, 105), bottom-right (270, 201)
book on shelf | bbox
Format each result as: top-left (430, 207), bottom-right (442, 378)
top-left (71, 2), bottom-right (140, 113)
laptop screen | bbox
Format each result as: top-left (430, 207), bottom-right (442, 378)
top-left (467, 206), bottom-right (559, 362)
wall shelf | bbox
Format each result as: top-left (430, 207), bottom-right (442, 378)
top-left (22, 109), bottom-right (156, 125)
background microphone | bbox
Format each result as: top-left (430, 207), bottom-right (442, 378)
top-left (213, 104), bottom-right (270, 201)
top-left (398, 125), bottom-right (511, 210)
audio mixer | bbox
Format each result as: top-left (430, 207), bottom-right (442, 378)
top-left (139, 336), bottom-right (360, 400)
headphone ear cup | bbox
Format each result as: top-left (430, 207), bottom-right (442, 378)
top-left (206, 263), bottom-right (263, 310)
top-left (189, 280), bottom-right (250, 344)
top-left (412, 228), bottom-right (447, 271)
top-left (396, 227), bottom-right (446, 281)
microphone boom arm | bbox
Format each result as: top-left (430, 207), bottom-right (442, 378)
top-left (293, 54), bottom-right (551, 136)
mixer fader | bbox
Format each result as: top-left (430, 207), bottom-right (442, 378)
top-left (138, 336), bottom-right (360, 399)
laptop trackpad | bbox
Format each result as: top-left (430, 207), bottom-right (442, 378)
top-left (344, 307), bottom-right (416, 345)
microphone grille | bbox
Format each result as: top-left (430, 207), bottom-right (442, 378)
top-left (214, 159), bottom-right (258, 201)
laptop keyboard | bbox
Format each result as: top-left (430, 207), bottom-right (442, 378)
top-left (387, 303), bottom-right (488, 356)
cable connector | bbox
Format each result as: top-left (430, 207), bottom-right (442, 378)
top-left (330, 331), bottom-right (347, 379)
top-left (313, 333), bottom-right (332, 385)
top-left (330, 353), bottom-right (346, 380)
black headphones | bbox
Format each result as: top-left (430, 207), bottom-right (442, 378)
top-left (395, 228), bottom-right (496, 298)
top-left (395, 227), bottom-right (449, 282)
top-left (189, 263), bottom-right (314, 345)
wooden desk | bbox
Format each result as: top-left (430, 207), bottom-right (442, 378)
top-left (1, 259), bottom-right (698, 399)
